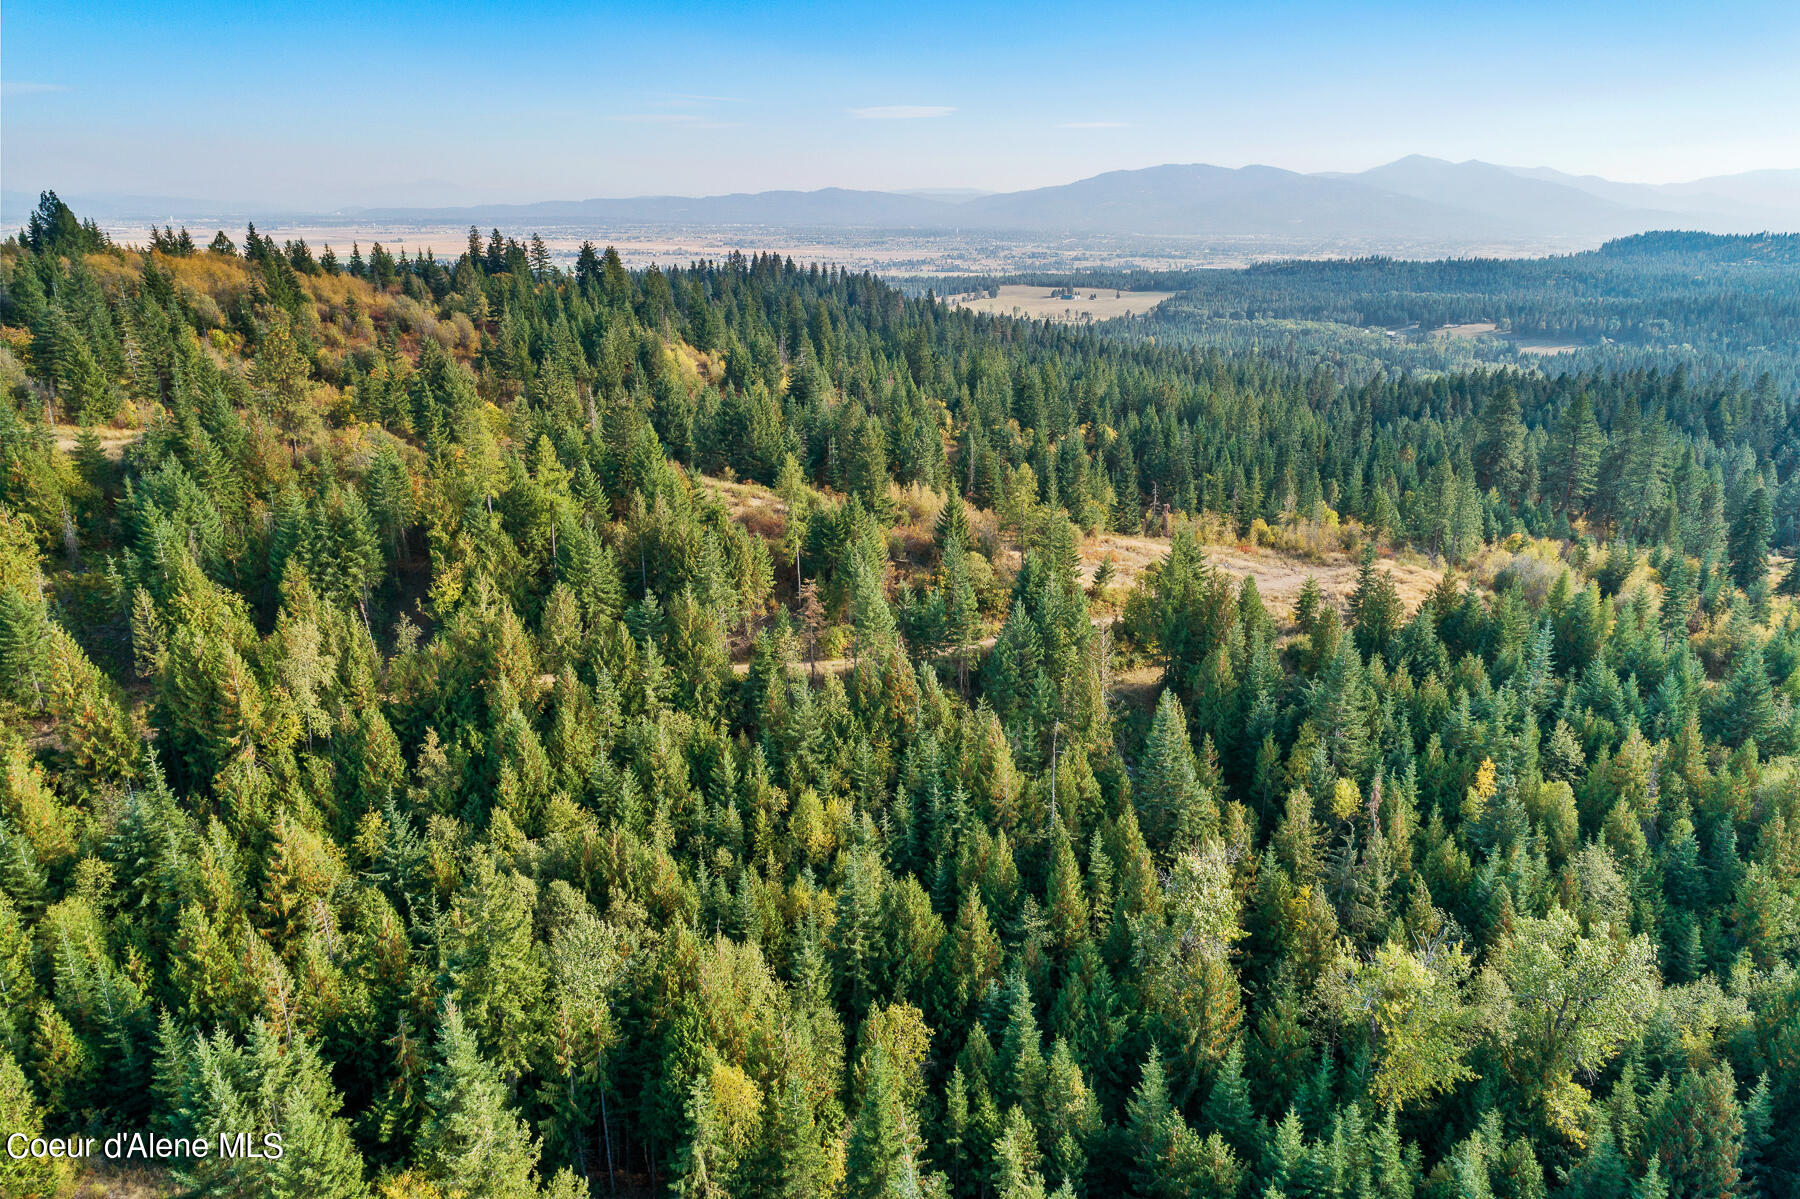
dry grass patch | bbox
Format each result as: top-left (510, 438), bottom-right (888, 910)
top-left (59, 1163), bottom-right (179, 1198)
top-left (698, 473), bottom-right (790, 543)
top-left (944, 284), bottom-right (1175, 324)
top-left (1078, 531), bottom-right (1443, 621)
top-left (53, 427), bottom-right (141, 459)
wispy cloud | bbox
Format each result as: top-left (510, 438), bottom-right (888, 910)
top-left (607, 95), bottom-right (743, 127)
top-left (1060, 120), bottom-right (1129, 129)
top-left (848, 105), bottom-right (954, 120)
top-left (2, 81), bottom-right (70, 96)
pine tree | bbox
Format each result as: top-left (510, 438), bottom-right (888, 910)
top-left (1774, 555), bottom-right (1800, 596)
top-left (0, 588), bottom-right (48, 708)
top-left (845, 1042), bottom-right (914, 1199)
top-left (166, 1023), bottom-right (367, 1199)
top-left (934, 893), bottom-right (1003, 1031)
top-left (769, 1070), bottom-right (830, 1199)
top-left (1348, 548), bottom-right (1403, 661)
top-left (992, 1104), bottom-right (1047, 1199)
top-left (1137, 690), bottom-right (1212, 853)
top-left (1706, 640), bottom-right (1778, 749)
top-left (440, 850), bottom-right (547, 1084)
top-left (270, 1094), bottom-right (371, 1199)
top-left (1475, 385), bottom-right (1528, 503)
top-left (1738, 1072), bottom-right (1776, 1199)
top-left (1044, 820), bottom-right (1090, 952)
top-left (1202, 1039), bottom-right (1260, 1159)
top-left (1644, 1061), bottom-right (1742, 1199)
top-left (997, 973), bottom-right (1047, 1118)
top-left (1636, 1156), bottom-right (1670, 1199)
top-left (1549, 391), bottom-right (1603, 518)
top-left (366, 440), bottom-right (413, 562)
top-left (1307, 635), bottom-right (1373, 783)
top-left (674, 1071), bottom-right (731, 1199)
top-left (0, 1047), bottom-right (65, 1197)
top-left (1728, 483), bottom-right (1773, 591)
top-left (418, 1002), bottom-right (542, 1199)
top-left (1368, 1111), bottom-right (1415, 1199)
top-left (941, 533), bottom-right (981, 695)
top-left (849, 551), bottom-right (901, 687)
top-left (1040, 1037), bottom-right (1100, 1189)
top-left (936, 494), bottom-right (973, 556)
top-left (1127, 1045), bottom-right (1211, 1199)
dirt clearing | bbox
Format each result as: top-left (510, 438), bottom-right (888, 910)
top-left (53, 427), bottom-right (140, 460)
top-left (1436, 321), bottom-right (1580, 355)
top-left (1512, 338), bottom-right (1581, 355)
top-left (1080, 532), bottom-right (1442, 618)
top-left (944, 284), bottom-right (1174, 324)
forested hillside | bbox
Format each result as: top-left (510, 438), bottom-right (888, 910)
top-left (947, 233), bottom-right (1800, 391)
top-left (1, 191), bottom-right (1798, 1199)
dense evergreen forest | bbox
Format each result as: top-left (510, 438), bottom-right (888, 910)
top-left (1, 191), bottom-right (1798, 1199)
top-left (942, 233), bottom-right (1800, 390)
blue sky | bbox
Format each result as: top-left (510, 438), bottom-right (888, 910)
top-left (4, 0), bottom-right (1797, 207)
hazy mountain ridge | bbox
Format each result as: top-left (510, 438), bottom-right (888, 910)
top-left (8, 158), bottom-right (1797, 245)
top-left (1339, 156), bottom-right (1657, 236)
top-left (947, 163), bottom-right (1483, 238)
top-left (1354, 156), bottom-right (1794, 236)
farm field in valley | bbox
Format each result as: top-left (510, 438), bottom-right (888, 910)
top-left (943, 283), bottom-right (1174, 322)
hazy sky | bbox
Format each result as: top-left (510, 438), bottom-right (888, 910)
top-left (5, 0), bottom-right (1798, 209)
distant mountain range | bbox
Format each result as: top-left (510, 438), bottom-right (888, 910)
top-left (9, 158), bottom-right (1798, 248)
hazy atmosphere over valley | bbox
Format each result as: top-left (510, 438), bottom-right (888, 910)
top-left (3, 4), bottom-right (1799, 1199)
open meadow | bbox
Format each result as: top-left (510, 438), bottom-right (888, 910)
top-left (943, 282), bottom-right (1173, 322)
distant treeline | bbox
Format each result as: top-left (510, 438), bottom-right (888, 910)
top-left (917, 232), bottom-right (1800, 390)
